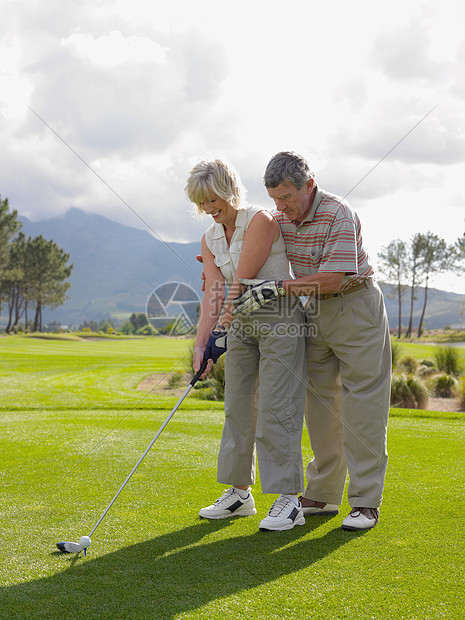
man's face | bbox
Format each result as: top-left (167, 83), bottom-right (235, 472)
top-left (266, 179), bottom-right (314, 224)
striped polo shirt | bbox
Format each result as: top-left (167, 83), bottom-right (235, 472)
top-left (273, 185), bottom-right (374, 291)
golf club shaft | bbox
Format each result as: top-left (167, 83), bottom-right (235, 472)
top-left (88, 360), bottom-right (208, 537)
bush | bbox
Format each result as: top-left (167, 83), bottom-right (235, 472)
top-left (120, 320), bottom-right (134, 335)
top-left (419, 358), bottom-right (435, 368)
top-left (429, 373), bottom-right (459, 398)
top-left (391, 374), bottom-right (429, 409)
top-left (398, 355), bottom-right (418, 375)
top-left (433, 346), bottom-right (463, 376)
top-left (390, 341), bottom-right (402, 369)
top-left (167, 371), bottom-right (184, 388)
top-left (456, 376), bottom-right (465, 411)
top-left (417, 364), bottom-right (435, 378)
top-left (136, 324), bottom-right (157, 336)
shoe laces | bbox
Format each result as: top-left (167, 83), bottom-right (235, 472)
top-left (213, 488), bottom-right (237, 506)
top-left (350, 507), bottom-right (379, 521)
top-left (268, 496), bottom-right (293, 517)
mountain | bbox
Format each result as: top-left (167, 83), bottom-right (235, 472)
top-left (379, 283), bottom-right (465, 333)
top-left (19, 208), bottom-right (202, 326)
top-left (18, 208), bottom-right (465, 330)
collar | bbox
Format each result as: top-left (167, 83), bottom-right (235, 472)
top-left (296, 184), bottom-right (322, 226)
top-left (210, 207), bottom-right (246, 239)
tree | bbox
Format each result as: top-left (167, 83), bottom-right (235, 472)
top-left (129, 312), bottom-right (148, 332)
top-left (0, 196), bottom-right (22, 324)
top-left (452, 231), bottom-right (465, 273)
top-left (416, 232), bottom-right (450, 337)
top-left (121, 320), bottom-right (135, 335)
top-left (378, 239), bottom-right (408, 338)
top-left (3, 233), bottom-right (27, 333)
top-left (0, 196), bottom-right (21, 271)
top-left (26, 236), bottom-right (73, 332)
top-left (405, 234), bottom-right (424, 339)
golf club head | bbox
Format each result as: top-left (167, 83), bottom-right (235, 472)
top-left (56, 541), bottom-right (83, 554)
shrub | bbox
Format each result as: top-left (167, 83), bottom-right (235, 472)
top-left (398, 355), bottom-right (418, 375)
top-left (456, 376), bottom-right (465, 411)
top-left (120, 320), bottom-right (134, 335)
top-left (406, 376), bottom-right (429, 409)
top-left (433, 346), bottom-right (463, 376)
top-left (136, 324), bottom-right (157, 336)
top-left (417, 364), bottom-right (435, 378)
top-left (167, 371), bottom-right (184, 389)
top-left (429, 373), bottom-right (459, 398)
top-left (391, 373), bottom-right (428, 409)
top-left (419, 358), bottom-right (435, 368)
top-left (390, 341), bottom-right (401, 369)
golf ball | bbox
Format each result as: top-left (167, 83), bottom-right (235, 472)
top-left (79, 536), bottom-right (91, 548)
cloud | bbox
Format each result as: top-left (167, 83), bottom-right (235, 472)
top-left (332, 78), bottom-right (370, 112)
top-left (327, 97), bottom-right (465, 168)
top-left (371, 21), bottom-right (449, 85)
top-left (0, 15), bottom-right (235, 239)
top-left (450, 38), bottom-right (465, 100)
top-left (316, 155), bottom-right (444, 204)
top-left (22, 28), bottom-right (228, 155)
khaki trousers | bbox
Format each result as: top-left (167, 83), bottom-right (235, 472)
top-left (303, 281), bottom-right (391, 508)
top-left (217, 298), bottom-right (307, 494)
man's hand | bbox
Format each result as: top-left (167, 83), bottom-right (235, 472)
top-left (232, 279), bottom-right (285, 314)
top-left (204, 328), bottom-right (228, 363)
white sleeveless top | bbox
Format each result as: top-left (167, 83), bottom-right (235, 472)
top-left (204, 205), bottom-right (292, 287)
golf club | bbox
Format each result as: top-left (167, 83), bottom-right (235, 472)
top-left (57, 359), bottom-right (208, 555)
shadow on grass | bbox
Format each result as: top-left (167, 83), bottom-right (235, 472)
top-left (2, 518), bottom-right (360, 618)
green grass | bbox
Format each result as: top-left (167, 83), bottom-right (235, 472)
top-left (0, 334), bottom-right (216, 411)
top-left (0, 336), bottom-right (464, 619)
top-left (391, 340), bottom-right (465, 364)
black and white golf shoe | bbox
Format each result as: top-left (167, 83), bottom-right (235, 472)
top-left (259, 495), bottom-right (305, 531)
top-left (199, 487), bottom-right (257, 519)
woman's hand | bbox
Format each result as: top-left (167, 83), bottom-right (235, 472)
top-left (193, 346), bottom-right (213, 378)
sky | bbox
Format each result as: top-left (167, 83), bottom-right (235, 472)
top-left (1, 0), bottom-right (464, 293)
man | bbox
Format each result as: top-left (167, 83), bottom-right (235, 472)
top-left (233, 151), bottom-right (391, 531)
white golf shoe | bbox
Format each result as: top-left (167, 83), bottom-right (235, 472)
top-left (341, 507), bottom-right (379, 531)
top-left (259, 495), bottom-right (305, 531)
top-left (199, 487), bottom-right (257, 519)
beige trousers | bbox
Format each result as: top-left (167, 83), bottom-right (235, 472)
top-left (217, 298), bottom-right (307, 494)
top-left (303, 281), bottom-right (391, 509)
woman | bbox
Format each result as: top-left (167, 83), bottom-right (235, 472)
top-left (185, 159), bottom-right (307, 531)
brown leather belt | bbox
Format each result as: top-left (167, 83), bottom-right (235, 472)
top-left (317, 280), bottom-right (371, 300)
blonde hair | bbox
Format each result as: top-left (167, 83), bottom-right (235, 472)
top-left (185, 159), bottom-right (245, 215)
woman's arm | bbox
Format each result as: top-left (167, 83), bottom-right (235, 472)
top-left (219, 210), bottom-right (279, 328)
top-left (193, 234), bottom-right (226, 373)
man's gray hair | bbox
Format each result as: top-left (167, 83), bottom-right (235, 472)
top-left (264, 151), bottom-right (315, 190)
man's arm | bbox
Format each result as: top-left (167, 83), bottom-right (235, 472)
top-left (232, 271), bottom-right (346, 315)
top-left (282, 271), bottom-right (345, 296)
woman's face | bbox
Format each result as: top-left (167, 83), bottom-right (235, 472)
top-left (199, 193), bottom-right (236, 226)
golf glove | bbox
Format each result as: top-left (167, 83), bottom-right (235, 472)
top-left (232, 279), bottom-right (285, 314)
top-left (204, 328), bottom-right (228, 363)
